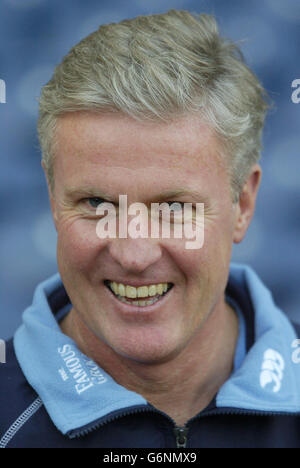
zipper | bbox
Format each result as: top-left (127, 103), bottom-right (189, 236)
top-left (68, 405), bottom-right (154, 438)
top-left (69, 403), bottom-right (191, 448)
top-left (68, 404), bottom-right (178, 441)
top-left (174, 406), bottom-right (300, 448)
top-left (68, 403), bottom-right (300, 445)
top-left (174, 426), bottom-right (189, 448)
top-left (70, 404), bottom-right (192, 448)
top-left (188, 407), bottom-right (300, 422)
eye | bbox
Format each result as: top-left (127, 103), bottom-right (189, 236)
top-left (166, 201), bottom-right (185, 211)
top-left (87, 197), bottom-right (106, 208)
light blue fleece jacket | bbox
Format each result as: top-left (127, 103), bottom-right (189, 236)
top-left (14, 263), bottom-right (300, 436)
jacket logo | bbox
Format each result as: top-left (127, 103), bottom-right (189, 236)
top-left (260, 348), bottom-right (285, 393)
top-left (57, 344), bottom-right (107, 395)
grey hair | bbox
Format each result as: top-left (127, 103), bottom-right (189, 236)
top-left (37, 9), bottom-right (269, 202)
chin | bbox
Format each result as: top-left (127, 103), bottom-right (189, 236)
top-left (108, 331), bottom-right (184, 365)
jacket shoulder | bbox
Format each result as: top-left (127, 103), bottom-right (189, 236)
top-left (291, 320), bottom-right (300, 336)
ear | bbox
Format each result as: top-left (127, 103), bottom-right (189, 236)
top-left (41, 160), bottom-right (58, 231)
top-left (233, 164), bottom-right (262, 244)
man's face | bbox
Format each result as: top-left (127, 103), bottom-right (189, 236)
top-left (48, 112), bottom-right (251, 364)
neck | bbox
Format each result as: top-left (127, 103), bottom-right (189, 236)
top-left (60, 299), bottom-right (238, 426)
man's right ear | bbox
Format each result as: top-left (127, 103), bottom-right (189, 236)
top-left (41, 160), bottom-right (58, 231)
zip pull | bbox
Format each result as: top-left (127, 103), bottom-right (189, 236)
top-left (174, 426), bottom-right (189, 448)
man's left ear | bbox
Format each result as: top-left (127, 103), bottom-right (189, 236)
top-left (233, 164), bottom-right (262, 244)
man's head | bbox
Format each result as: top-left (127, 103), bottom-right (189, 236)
top-left (47, 110), bottom-right (260, 364)
top-left (38, 9), bottom-right (268, 203)
top-left (37, 10), bottom-right (268, 365)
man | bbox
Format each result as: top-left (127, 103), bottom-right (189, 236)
top-left (1, 10), bottom-right (300, 448)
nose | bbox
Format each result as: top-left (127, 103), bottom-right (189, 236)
top-left (107, 237), bottom-right (163, 274)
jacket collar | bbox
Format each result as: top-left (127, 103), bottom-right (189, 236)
top-left (14, 263), bottom-right (300, 436)
top-left (219, 264), bottom-right (300, 412)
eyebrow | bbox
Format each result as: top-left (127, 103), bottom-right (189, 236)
top-left (151, 189), bottom-right (210, 205)
top-left (64, 187), bottom-right (209, 204)
top-left (64, 187), bottom-right (115, 202)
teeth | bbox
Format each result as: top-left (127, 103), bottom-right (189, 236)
top-left (117, 296), bottom-right (162, 306)
top-left (137, 286), bottom-right (148, 298)
top-left (111, 282), bottom-right (119, 295)
top-left (148, 285), bottom-right (157, 297)
top-left (138, 301), bottom-right (147, 306)
top-left (108, 281), bottom-right (170, 300)
top-left (126, 285), bottom-right (137, 299)
top-left (118, 284), bottom-right (125, 297)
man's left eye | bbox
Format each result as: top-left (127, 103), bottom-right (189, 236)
top-left (87, 198), bottom-right (106, 208)
top-left (166, 201), bottom-right (185, 211)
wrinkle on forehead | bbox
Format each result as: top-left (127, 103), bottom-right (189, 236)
top-left (55, 111), bottom-right (227, 170)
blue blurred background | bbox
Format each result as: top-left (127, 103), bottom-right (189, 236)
top-left (0, 0), bottom-right (299, 339)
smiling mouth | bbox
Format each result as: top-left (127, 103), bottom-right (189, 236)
top-left (104, 280), bottom-right (174, 307)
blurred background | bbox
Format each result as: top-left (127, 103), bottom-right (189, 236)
top-left (0, 0), bottom-right (299, 339)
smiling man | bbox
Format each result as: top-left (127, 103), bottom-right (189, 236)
top-left (1, 10), bottom-right (300, 448)
top-left (54, 111), bottom-right (243, 425)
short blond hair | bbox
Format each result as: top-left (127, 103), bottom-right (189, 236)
top-left (38, 9), bottom-right (269, 201)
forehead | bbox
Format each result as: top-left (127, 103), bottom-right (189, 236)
top-left (54, 111), bottom-right (229, 198)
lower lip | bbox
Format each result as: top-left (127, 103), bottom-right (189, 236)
top-left (104, 284), bottom-right (173, 315)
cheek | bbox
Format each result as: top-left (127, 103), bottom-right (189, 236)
top-left (170, 216), bottom-right (233, 286)
top-left (57, 219), bottom-right (104, 271)
top-left (197, 218), bottom-right (235, 296)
